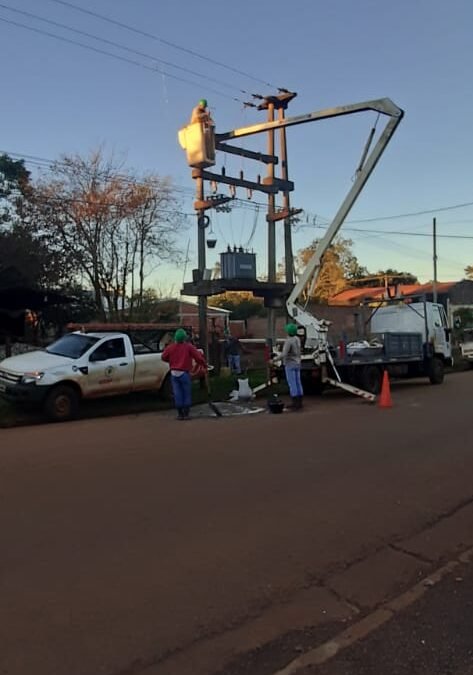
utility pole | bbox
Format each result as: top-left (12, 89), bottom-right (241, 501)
top-left (266, 101), bottom-right (277, 348)
top-left (433, 217), bottom-right (438, 303)
top-left (196, 173), bottom-right (208, 355)
top-left (279, 106), bottom-right (294, 286)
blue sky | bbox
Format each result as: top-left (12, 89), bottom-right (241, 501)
top-left (1, 0), bottom-right (473, 287)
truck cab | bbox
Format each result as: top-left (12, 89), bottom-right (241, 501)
top-left (370, 301), bottom-right (452, 363)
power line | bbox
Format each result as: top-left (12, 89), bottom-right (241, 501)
top-left (0, 2), bottom-right (248, 97)
top-left (0, 15), bottom-right (241, 102)
top-left (48, 0), bottom-right (279, 90)
top-left (4, 149), bottom-right (473, 241)
top-left (345, 226), bottom-right (473, 240)
top-left (346, 201), bottom-right (473, 223)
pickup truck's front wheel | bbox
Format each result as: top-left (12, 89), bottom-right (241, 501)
top-left (43, 385), bottom-right (79, 422)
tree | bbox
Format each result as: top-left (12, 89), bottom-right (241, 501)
top-left (296, 237), bottom-right (368, 303)
top-left (0, 155), bottom-right (71, 290)
top-left (0, 154), bottom-right (30, 229)
top-left (210, 291), bottom-right (266, 320)
top-left (31, 149), bottom-right (185, 320)
top-left (465, 266), bottom-right (473, 280)
top-left (352, 269), bottom-right (418, 288)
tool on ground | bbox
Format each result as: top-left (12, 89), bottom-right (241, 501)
top-left (268, 394), bottom-right (284, 414)
top-left (205, 371), bottom-right (223, 417)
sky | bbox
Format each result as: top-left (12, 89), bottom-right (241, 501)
top-left (1, 0), bottom-right (473, 289)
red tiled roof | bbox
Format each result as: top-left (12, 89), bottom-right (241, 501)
top-left (329, 282), bottom-right (457, 306)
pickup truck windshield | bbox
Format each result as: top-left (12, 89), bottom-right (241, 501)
top-left (46, 334), bottom-right (99, 359)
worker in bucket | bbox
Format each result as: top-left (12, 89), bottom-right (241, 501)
top-left (190, 98), bottom-right (213, 126)
top-left (162, 328), bottom-right (207, 421)
top-left (282, 323), bottom-right (304, 410)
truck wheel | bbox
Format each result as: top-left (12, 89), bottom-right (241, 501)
top-left (43, 385), bottom-right (79, 422)
top-left (428, 357), bottom-right (444, 385)
top-left (359, 365), bottom-right (383, 394)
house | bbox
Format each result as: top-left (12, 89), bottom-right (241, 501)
top-left (164, 299), bottom-right (231, 336)
top-left (329, 280), bottom-right (473, 326)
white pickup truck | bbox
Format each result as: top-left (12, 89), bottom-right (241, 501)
top-left (0, 331), bottom-right (170, 421)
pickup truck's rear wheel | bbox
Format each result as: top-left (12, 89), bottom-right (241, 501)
top-left (358, 365), bottom-right (383, 394)
top-left (43, 385), bottom-right (79, 422)
top-left (428, 357), bottom-right (444, 384)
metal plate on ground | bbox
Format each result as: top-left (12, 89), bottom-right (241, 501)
top-left (189, 401), bottom-right (265, 418)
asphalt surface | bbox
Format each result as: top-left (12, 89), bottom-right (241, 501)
top-left (1, 373), bottom-right (473, 675)
top-left (303, 561), bottom-right (473, 675)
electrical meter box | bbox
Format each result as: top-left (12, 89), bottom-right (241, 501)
top-left (178, 122), bottom-right (216, 169)
top-left (220, 250), bottom-right (257, 280)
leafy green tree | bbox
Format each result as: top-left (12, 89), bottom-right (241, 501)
top-left (296, 237), bottom-right (368, 303)
top-left (210, 291), bottom-right (266, 319)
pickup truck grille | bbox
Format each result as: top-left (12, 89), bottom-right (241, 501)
top-left (0, 370), bottom-right (22, 384)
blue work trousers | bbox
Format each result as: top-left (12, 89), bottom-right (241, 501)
top-left (285, 365), bottom-right (303, 397)
top-left (228, 354), bottom-right (241, 374)
top-left (171, 372), bottom-right (192, 409)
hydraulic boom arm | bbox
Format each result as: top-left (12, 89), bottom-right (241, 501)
top-left (285, 98), bottom-right (404, 348)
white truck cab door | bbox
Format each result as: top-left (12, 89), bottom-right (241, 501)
top-left (431, 305), bottom-right (451, 359)
top-left (86, 337), bottom-right (135, 396)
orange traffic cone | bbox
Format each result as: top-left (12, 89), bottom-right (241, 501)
top-left (379, 370), bottom-right (393, 408)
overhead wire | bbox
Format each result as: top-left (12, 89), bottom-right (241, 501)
top-left (346, 201), bottom-right (473, 223)
top-left (0, 15), bottom-right (242, 102)
top-left (4, 149), bottom-right (473, 245)
top-left (47, 0), bottom-right (279, 90)
top-left (0, 2), bottom-right (250, 97)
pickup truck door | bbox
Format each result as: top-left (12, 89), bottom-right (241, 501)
top-left (86, 337), bottom-right (135, 397)
top-left (132, 352), bottom-right (168, 392)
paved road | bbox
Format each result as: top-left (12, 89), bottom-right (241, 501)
top-left (2, 373), bottom-right (473, 675)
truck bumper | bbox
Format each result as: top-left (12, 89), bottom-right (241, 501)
top-left (0, 381), bottom-right (49, 405)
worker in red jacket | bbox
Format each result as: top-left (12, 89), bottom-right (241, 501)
top-left (162, 329), bottom-right (207, 420)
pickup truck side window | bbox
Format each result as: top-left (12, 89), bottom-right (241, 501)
top-left (90, 338), bottom-right (126, 362)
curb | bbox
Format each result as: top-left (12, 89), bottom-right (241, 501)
top-left (270, 547), bottom-right (473, 675)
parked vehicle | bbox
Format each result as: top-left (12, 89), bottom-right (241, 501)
top-left (0, 331), bottom-right (171, 421)
top-left (331, 299), bottom-right (451, 393)
top-left (271, 94), bottom-right (452, 398)
top-left (460, 328), bottom-right (473, 366)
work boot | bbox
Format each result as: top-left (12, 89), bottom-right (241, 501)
top-left (286, 397), bottom-right (298, 411)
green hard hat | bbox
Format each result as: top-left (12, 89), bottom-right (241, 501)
top-left (285, 323), bottom-right (298, 336)
top-left (174, 328), bottom-right (187, 343)
top-left (199, 98), bottom-right (208, 107)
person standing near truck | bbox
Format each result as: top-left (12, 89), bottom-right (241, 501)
top-left (224, 334), bottom-right (244, 375)
top-left (282, 323), bottom-right (304, 410)
top-left (162, 328), bottom-right (207, 420)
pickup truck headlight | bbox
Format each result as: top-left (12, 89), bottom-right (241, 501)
top-left (21, 372), bottom-right (44, 385)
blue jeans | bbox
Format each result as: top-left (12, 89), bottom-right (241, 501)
top-left (285, 366), bottom-right (303, 397)
top-left (171, 372), bottom-right (192, 409)
top-left (228, 354), bottom-right (241, 374)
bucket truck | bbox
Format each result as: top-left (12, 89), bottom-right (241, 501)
top-left (279, 99), bottom-right (452, 399)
